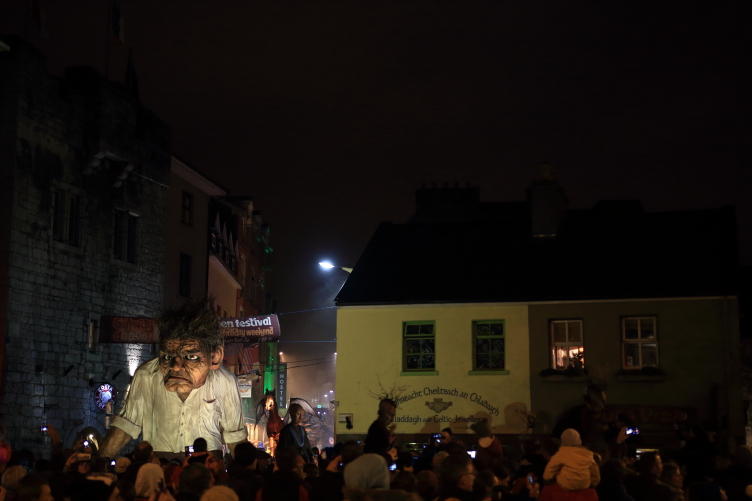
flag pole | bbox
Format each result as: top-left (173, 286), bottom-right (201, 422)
top-left (105, 0), bottom-right (112, 79)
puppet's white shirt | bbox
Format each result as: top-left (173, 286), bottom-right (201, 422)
top-left (111, 358), bottom-right (247, 452)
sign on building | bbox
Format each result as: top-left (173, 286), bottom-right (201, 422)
top-left (220, 315), bottom-right (281, 343)
top-left (277, 363), bottom-right (287, 408)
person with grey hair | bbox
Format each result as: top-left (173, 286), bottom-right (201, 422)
top-left (100, 297), bottom-right (246, 461)
top-left (344, 454), bottom-right (391, 491)
top-left (278, 403), bottom-right (314, 464)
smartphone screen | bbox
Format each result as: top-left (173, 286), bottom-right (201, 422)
top-left (528, 474), bottom-right (534, 485)
top-left (389, 464), bottom-right (397, 471)
top-left (111, 460), bottom-right (116, 466)
top-left (468, 451), bottom-right (476, 458)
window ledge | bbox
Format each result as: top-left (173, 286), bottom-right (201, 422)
top-left (400, 371), bottom-right (438, 377)
top-left (110, 256), bottom-right (139, 271)
top-left (50, 239), bottom-right (84, 255)
top-left (467, 370), bottom-right (509, 376)
top-left (542, 375), bottom-right (590, 383)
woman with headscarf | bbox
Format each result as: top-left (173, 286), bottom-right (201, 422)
top-left (134, 463), bottom-right (165, 501)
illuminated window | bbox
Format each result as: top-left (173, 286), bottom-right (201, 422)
top-left (622, 317), bottom-right (658, 369)
top-left (550, 320), bottom-right (584, 370)
top-left (403, 321), bottom-right (435, 371)
top-left (473, 320), bottom-right (505, 370)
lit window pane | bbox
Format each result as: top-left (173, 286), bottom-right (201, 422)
top-left (553, 322), bottom-right (567, 343)
top-left (569, 346), bottom-right (584, 366)
top-left (553, 347), bottom-right (568, 369)
top-left (624, 343), bottom-right (640, 368)
top-left (642, 344), bottom-right (658, 367)
top-left (568, 322), bottom-right (582, 342)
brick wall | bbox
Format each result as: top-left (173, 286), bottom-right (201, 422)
top-left (0, 38), bottom-right (170, 456)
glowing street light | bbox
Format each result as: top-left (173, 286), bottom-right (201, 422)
top-left (319, 261), bottom-right (353, 273)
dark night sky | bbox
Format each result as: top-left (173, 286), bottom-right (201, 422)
top-left (3, 1), bottom-right (751, 400)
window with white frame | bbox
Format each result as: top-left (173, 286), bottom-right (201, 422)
top-left (550, 320), bottom-right (584, 370)
top-left (622, 317), bottom-right (658, 369)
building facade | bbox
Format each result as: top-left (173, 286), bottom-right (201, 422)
top-left (334, 180), bottom-right (743, 450)
top-left (163, 157), bottom-right (225, 309)
top-left (0, 38), bottom-right (170, 454)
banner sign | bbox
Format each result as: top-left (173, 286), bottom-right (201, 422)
top-left (98, 314), bottom-right (280, 344)
top-left (277, 363), bottom-right (287, 408)
top-left (220, 315), bottom-right (281, 343)
top-left (99, 316), bottom-right (159, 343)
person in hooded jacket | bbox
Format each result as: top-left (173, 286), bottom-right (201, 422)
top-left (255, 447), bottom-right (310, 501)
top-left (543, 429), bottom-right (600, 492)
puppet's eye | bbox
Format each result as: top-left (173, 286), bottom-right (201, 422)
top-left (185, 354), bottom-right (200, 361)
top-left (160, 354), bottom-right (174, 362)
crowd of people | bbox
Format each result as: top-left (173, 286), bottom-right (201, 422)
top-left (0, 387), bottom-right (750, 501)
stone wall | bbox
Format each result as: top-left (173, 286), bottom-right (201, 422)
top-left (0, 38), bottom-right (170, 456)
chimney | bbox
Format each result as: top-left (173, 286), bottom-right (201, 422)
top-left (527, 163), bottom-right (568, 238)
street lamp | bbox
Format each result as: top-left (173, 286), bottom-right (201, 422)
top-left (319, 261), bottom-right (353, 273)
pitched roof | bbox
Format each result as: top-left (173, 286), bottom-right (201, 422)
top-left (335, 205), bottom-right (739, 305)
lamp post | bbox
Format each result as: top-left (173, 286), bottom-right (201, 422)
top-left (319, 261), bottom-right (353, 273)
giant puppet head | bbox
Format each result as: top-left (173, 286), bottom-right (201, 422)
top-left (155, 298), bottom-right (225, 399)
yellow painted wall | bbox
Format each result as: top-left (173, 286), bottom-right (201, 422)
top-left (335, 304), bottom-right (531, 437)
top-left (208, 257), bottom-right (239, 317)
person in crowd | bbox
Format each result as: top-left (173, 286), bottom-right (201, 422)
top-left (109, 479), bottom-right (136, 501)
top-left (100, 298), bottom-right (247, 462)
top-left (596, 459), bottom-right (634, 501)
top-left (3, 464), bottom-right (28, 496)
top-left (416, 470), bottom-right (438, 501)
top-left (686, 481), bottom-right (728, 501)
top-left (115, 458), bottom-right (132, 478)
top-left (278, 404), bottom-right (315, 464)
top-left (177, 464), bottom-right (214, 501)
top-left (543, 429), bottom-right (600, 492)
top-left (624, 451), bottom-right (680, 501)
top-left (390, 470), bottom-right (417, 493)
top-left (124, 442), bottom-right (155, 484)
top-left (436, 453), bottom-right (479, 501)
top-left (471, 420), bottom-right (503, 471)
top-left (199, 485), bottom-right (239, 501)
top-left (16, 474), bottom-right (53, 501)
top-left (256, 446), bottom-right (310, 501)
top-left (364, 399), bottom-right (398, 462)
top-left (661, 461), bottom-right (685, 500)
top-left (311, 440), bottom-right (361, 501)
top-left (135, 463), bottom-right (165, 501)
top-left (225, 441), bottom-right (264, 500)
top-left (344, 454), bottom-right (391, 491)
top-left (719, 445), bottom-right (752, 501)
top-left (683, 425), bottom-right (719, 485)
top-left (440, 429), bottom-right (463, 450)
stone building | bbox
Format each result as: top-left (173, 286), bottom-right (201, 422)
top-left (334, 179), bottom-right (743, 452)
top-left (0, 37), bottom-right (170, 454)
top-left (164, 157), bottom-right (226, 309)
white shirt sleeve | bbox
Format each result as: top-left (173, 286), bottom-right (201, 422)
top-left (110, 359), bottom-right (155, 440)
top-left (218, 368), bottom-right (247, 444)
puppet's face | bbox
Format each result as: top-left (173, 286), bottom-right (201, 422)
top-left (159, 340), bottom-right (218, 395)
top-left (264, 395), bottom-right (276, 411)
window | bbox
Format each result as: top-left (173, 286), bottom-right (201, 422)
top-left (52, 191), bottom-right (82, 246)
top-left (473, 320), bottom-right (505, 370)
top-left (179, 253), bottom-right (192, 297)
top-left (403, 321), bottom-right (435, 371)
top-left (622, 317), bottom-right (658, 369)
top-left (181, 192), bottom-right (193, 225)
top-left (550, 320), bottom-right (584, 370)
top-left (114, 209), bottom-right (139, 264)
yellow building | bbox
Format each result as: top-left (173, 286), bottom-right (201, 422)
top-left (336, 303), bottom-right (532, 436)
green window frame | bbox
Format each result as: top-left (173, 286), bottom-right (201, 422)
top-left (403, 321), bottom-right (436, 372)
top-left (472, 320), bottom-right (505, 370)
